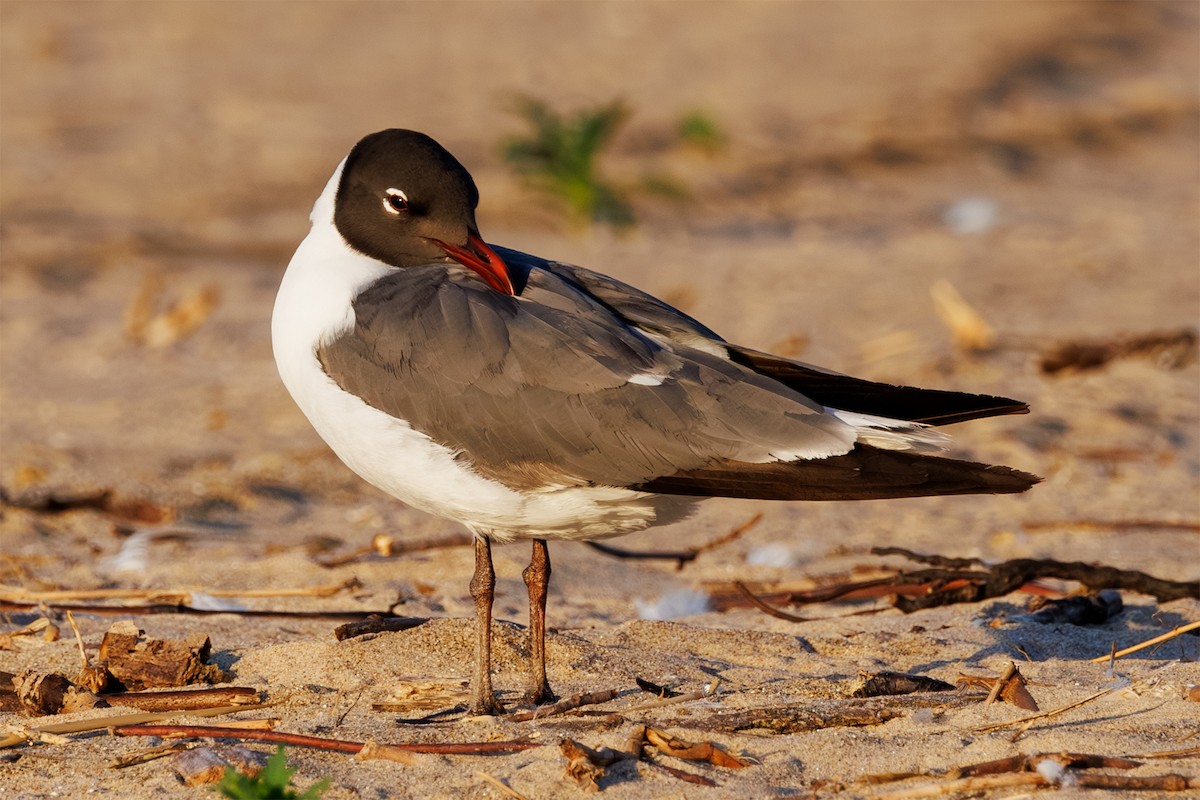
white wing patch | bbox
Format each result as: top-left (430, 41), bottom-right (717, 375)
top-left (830, 409), bottom-right (951, 452)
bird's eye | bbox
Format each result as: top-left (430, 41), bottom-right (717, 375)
top-left (383, 188), bottom-right (409, 215)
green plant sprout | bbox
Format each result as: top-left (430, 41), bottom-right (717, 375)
top-left (677, 111), bottom-right (726, 153)
top-left (502, 97), bottom-right (635, 228)
top-left (218, 747), bottom-right (329, 800)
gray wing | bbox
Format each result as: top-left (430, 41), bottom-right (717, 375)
top-left (317, 262), bottom-right (855, 491)
top-left (501, 248), bottom-right (1030, 426)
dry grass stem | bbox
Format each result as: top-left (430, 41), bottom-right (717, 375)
top-left (930, 279), bottom-right (996, 352)
top-left (974, 688), bottom-right (1111, 733)
top-left (475, 771), bottom-right (530, 800)
top-left (1089, 620), bottom-right (1200, 663)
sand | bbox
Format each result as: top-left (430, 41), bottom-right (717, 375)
top-left (1, 1), bottom-right (1197, 797)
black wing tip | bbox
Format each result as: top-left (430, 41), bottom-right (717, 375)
top-left (633, 445), bottom-right (1041, 502)
top-left (914, 398), bottom-right (1031, 426)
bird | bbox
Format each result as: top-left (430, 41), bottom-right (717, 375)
top-left (271, 129), bottom-right (1039, 716)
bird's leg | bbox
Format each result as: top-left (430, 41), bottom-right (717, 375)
top-left (468, 535), bottom-right (502, 715)
top-left (522, 538), bottom-right (556, 705)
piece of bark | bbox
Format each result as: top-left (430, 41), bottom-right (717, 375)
top-left (561, 739), bottom-right (607, 792)
top-left (695, 696), bottom-right (945, 734)
top-left (852, 672), bottom-right (955, 698)
top-left (98, 622), bottom-right (227, 689)
top-left (171, 745), bottom-right (267, 787)
top-left (0, 672), bottom-right (19, 713)
top-left (12, 670), bottom-right (100, 715)
top-left (644, 727), bottom-right (749, 768)
top-left (75, 662), bottom-right (111, 694)
top-left (1027, 590), bottom-right (1123, 625)
top-left (957, 668), bottom-right (1039, 711)
top-left (333, 615), bottom-right (429, 641)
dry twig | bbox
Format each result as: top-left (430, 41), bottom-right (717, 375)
top-left (508, 689), bottom-right (619, 722)
top-left (587, 512), bottom-right (762, 568)
top-left (113, 724), bottom-right (542, 757)
top-left (974, 688), bottom-right (1112, 733)
top-left (1089, 620), bottom-right (1200, 663)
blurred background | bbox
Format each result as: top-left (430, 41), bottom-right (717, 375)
top-left (1, 0), bottom-right (1197, 581)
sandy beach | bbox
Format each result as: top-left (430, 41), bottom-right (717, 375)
top-left (1, 2), bottom-right (1198, 797)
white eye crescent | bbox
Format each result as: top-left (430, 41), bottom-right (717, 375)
top-left (383, 188), bottom-right (409, 215)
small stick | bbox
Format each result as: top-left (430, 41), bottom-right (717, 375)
top-left (109, 740), bottom-right (196, 768)
top-left (874, 772), bottom-right (1047, 798)
top-left (587, 512), bottom-right (762, 568)
top-left (0, 704), bottom-right (268, 749)
top-left (65, 611), bottom-right (87, 669)
top-left (639, 751), bottom-right (717, 787)
top-left (1075, 773), bottom-right (1194, 791)
top-left (984, 662), bottom-right (1016, 706)
top-left (100, 687), bottom-right (261, 711)
top-left (974, 688), bottom-right (1111, 732)
top-left (623, 683), bottom-right (718, 713)
top-left (317, 531), bottom-right (473, 568)
top-left (113, 724), bottom-right (541, 755)
top-left (734, 582), bottom-right (808, 623)
top-left (0, 600), bottom-right (388, 620)
top-left (474, 771), bottom-right (529, 800)
top-left (1022, 518), bottom-right (1200, 533)
top-left (689, 512), bottom-right (764, 561)
top-left (507, 689), bottom-right (618, 722)
top-left (1123, 746), bottom-right (1200, 760)
top-left (1089, 620), bottom-right (1200, 663)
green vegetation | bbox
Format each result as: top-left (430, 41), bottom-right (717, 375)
top-left (502, 98), bottom-right (727, 229)
top-left (218, 747), bottom-right (329, 800)
top-left (677, 111), bottom-right (726, 153)
top-left (502, 96), bottom-right (635, 228)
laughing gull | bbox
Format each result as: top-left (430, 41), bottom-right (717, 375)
top-left (272, 129), bottom-right (1038, 715)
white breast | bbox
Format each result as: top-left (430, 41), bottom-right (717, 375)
top-left (271, 164), bottom-right (694, 541)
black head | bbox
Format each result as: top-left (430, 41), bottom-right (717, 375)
top-left (334, 129), bottom-right (480, 266)
top-left (333, 130), bottom-right (513, 294)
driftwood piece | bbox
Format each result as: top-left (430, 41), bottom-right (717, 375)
top-left (11, 670), bottom-right (100, 715)
top-left (690, 694), bottom-right (972, 734)
top-left (1039, 327), bottom-right (1198, 374)
top-left (872, 548), bottom-right (1198, 607)
top-left (508, 689), bottom-right (618, 722)
top-left (98, 621), bottom-right (227, 689)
